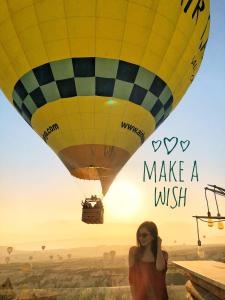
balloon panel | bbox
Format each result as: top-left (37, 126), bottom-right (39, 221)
top-left (14, 58), bottom-right (171, 127)
top-left (31, 95), bottom-right (155, 194)
top-left (0, 0), bottom-right (210, 194)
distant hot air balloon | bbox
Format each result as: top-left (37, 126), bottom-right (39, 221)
top-left (7, 247), bottom-right (13, 255)
top-left (41, 246), bottom-right (46, 251)
top-left (0, 1), bottom-right (210, 222)
top-left (5, 257), bottom-right (10, 264)
top-left (110, 250), bottom-right (116, 261)
top-left (29, 256), bottom-right (33, 261)
top-left (67, 254), bottom-right (71, 259)
top-left (49, 255), bottom-right (54, 260)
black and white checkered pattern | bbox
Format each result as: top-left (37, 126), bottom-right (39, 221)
top-left (13, 57), bottom-right (173, 127)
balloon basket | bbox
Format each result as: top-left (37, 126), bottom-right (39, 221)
top-left (81, 196), bottom-right (104, 224)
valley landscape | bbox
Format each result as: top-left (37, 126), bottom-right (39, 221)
top-left (0, 244), bottom-right (224, 299)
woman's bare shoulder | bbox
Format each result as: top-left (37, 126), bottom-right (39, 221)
top-left (129, 246), bottom-right (138, 255)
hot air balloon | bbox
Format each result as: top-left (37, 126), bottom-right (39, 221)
top-left (41, 245), bottom-right (46, 251)
top-left (7, 247), bottom-right (13, 255)
top-left (110, 250), bottom-right (116, 261)
top-left (0, 1), bottom-right (210, 223)
top-left (5, 257), bottom-right (10, 264)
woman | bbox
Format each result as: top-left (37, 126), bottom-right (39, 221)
top-left (129, 221), bottom-right (168, 300)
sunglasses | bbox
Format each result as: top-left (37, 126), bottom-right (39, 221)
top-left (138, 233), bottom-right (149, 239)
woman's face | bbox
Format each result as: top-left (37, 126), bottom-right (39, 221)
top-left (138, 226), bottom-right (153, 247)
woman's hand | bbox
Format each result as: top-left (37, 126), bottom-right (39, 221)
top-left (156, 236), bottom-right (167, 271)
top-left (157, 236), bottom-right (162, 247)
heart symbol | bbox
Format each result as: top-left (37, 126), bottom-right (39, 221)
top-left (152, 140), bottom-right (162, 152)
top-left (163, 137), bottom-right (178, 155)
top-left (180, 140), bottom-right (190, 152)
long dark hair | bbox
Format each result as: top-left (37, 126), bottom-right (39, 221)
top-left (135, 221), bottom-right (158, 263)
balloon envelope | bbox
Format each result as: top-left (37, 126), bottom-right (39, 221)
top-left (0, 1), bottom-right (210, 195)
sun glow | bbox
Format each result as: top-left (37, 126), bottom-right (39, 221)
top-left (104, 180), bottom-right (140, 220)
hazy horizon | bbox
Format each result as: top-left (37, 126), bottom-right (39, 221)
top-left (1, 219), bottom-right (225, 251)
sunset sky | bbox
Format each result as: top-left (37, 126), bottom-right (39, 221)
top-left (0, 1), bottom-right (225, 251)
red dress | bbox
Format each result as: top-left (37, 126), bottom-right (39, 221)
top-left (129, 253), bottom-right (168, 300)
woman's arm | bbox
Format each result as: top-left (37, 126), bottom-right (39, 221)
top-left (128, 247), bottom-right (137, 299)
top-left (155, 237), bottom-right (167, 271)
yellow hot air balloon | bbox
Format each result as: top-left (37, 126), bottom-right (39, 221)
top-left (0, 1), bottom-right (210, 215)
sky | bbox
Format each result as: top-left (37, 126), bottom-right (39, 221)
top-left (0, 1), bottom-right (225, 250)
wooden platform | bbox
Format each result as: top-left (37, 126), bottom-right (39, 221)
top-left (173, 261), bottom-right (225, 300)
